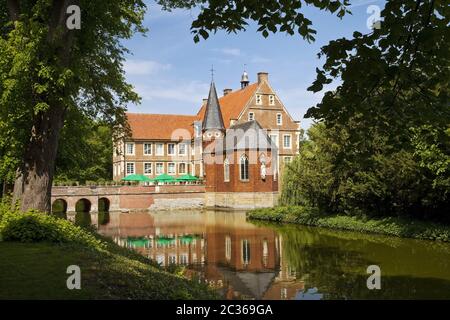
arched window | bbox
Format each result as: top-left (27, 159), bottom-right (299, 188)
top-left (240, 154), bottom-right (249, 181)
top-left (224, 158), bottom-right (230, 182)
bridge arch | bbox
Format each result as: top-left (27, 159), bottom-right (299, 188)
top-left (51, 199), bottom-right (67, 219)
top-left (75, 198), bottom-right (91, 213)
top-left (98, 197), bottom-right (110, 212)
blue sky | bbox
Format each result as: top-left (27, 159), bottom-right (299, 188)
top-left (123, 0), bottom-right (385, 129)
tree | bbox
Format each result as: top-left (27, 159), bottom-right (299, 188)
top-left (0, 1), bottom-right (146, 212)
top-left (158, 0), bottom-right (350, 42)
top-left (306, 0), bottom-right (449, 145)
top-left (54, 109), bottom-right (113, 183)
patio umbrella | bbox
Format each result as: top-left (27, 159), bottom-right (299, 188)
top-left (153, 173), bottom-right (175, 182)
top-left (122, 174), bottom-right (153, 182)
top-left (177, 174), bottom-right (199, 182)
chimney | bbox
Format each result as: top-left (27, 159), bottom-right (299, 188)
top-left (223, 88), bottom-right (232, 96)
top-left (257, 72), bottom-right (269, 84)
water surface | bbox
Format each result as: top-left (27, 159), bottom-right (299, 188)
top-left (95, 210), bottom-right (450, 300)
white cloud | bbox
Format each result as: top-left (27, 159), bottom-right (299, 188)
top-left (134, 80), bottom-right (209, 104)
top-left (124, 59), bottom-right (171, 76)
top-left (250, 56), bottom-right (271, 64)
top-left (214, 48), bottom-right (242, 57)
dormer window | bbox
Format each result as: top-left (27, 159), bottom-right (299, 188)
top-left (248, 112), bottom-right (255, 121)
top-left (276, 113), bottom-right (282, 126)
top-left (215, 132), bottom-right (221, 138)
top-left (269, 95), bottom-right (275, 105)
top-left (256, 94), bottom-right (262, 105)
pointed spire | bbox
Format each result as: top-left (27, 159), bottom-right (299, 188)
top-left (202, 81), bottom-right (225, 131)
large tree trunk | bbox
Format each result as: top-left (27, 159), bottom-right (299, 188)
top-left (12, 106), bottom-right (65, 212)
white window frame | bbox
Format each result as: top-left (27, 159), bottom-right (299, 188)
top-left (276, 113), bottom-right (283, 126)
top-left (283, 134), bottom-right (292, 149)
top-left (256, 94), bottom-right (262, 105)
top-left (269, 95), bottom-right (275, 106)
top-left (178, 162), bottom-right (187, 174)
top-left (239, 154), bottom-right (249, 181)
top-left (126, 162), bottom-right (135, 175)
top-left (125, 142), bottom-right (135, 156)
top-left (156, 162), bottom-right (164, 174)
top-left (284, 156), bottom-right (292, 164)
top-left (143, 162), bottom-right (153, 175)
top-left (143, 143), bottom-right (152, 155)
top-left (167, 162), bottom-right (176, 175)
top-left (224, 158), bottom-right (230, 182)
top-left (178, 143), bottom-right (187, 156)
top-left (248, 112), bottom-right (255, 121)
top-left (156, 143), bottom-right (164, 156)
top-left (167, 143), bottom-right (176, 156)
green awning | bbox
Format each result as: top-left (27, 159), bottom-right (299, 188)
top-left (126, 237), bottom-right (150, 247)
top-left (156, 236), bottom-right (175, 245)
top-left (154, 173), bottom-right (175, 182)
top-left (177, 174), bottom-right (199, 181)
top-left (122, 174), bottom-right (153, 182)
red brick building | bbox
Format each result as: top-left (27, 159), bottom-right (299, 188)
top-left (113, 71), bottom-right (301, 208)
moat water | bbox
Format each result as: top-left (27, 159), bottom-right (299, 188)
top-left (88, 210), bottom-right (450, 300)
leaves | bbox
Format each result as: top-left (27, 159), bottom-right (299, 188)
top-left (158, 0), bottom-right (350, 42)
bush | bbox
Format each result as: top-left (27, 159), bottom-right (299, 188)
top-left (0, 209), bottom-right (105, 250)
top-left (247, 206), bottom-right (450, 242)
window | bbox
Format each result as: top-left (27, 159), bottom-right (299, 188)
top-left (256, 94), bottom-right (262, 105)
top-left (168, 143), bottom-right (176, 155)
top-left (126, 162), bottom-right (135, 175)
top-left (240, 154), bottom-right (249, 181)
top-left (248, 112), bottom-right (255, 121)
top-left (126, 143), bottom-right (135, 155)
top-left (179, 163), bottom-right (187, 174)
top-left (284, 156), bottom-right (292, 164)
top-left (143, 143), bottom-right (152, 155)
top-left (276, 113), bottom-right (282, 125)
top-left (269, 134), bottom-right (279, 148)
top-left (241, 239), bottom-right (251, 265)
top-left (178, 143), bottom-right (187, 155)
top-left (224, 158), bottom-right (230, 182)
top-left (156, 163), bottom-right (164, 174)
top-left (156, 143), bottom-right (164, 156)
top-left (269, 95), bottom-right (275, 105)
top-left (283, 135), bottom-right (292, 149)
top-left (225, 236), bottom-right (232, 262)
top-left (144, 163), bottom-right (152, 175)
top-left (168, 162), bottom-right (176, 175)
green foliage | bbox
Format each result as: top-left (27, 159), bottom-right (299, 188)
top-left (0, 0), bottom-right (146, 187)
top-left (0, 206), bottom-right (105, 250)
top-left (248, 206), bottom-right (450, 242)
top-left (158, 0), bottom-right (350, 43)
top-left (281, 123), bottom-right (449, 221)
top-left (54, 110), bottom-right (113, 183)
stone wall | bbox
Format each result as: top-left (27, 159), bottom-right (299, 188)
top-left (205, 192), bottom-right (278, 209)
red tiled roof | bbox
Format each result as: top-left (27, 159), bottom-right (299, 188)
top-left (126, 113), bottom-right (197, 140)
top-left (197, 83), bottom-right (258, 127)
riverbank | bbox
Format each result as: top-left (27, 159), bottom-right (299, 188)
top-left (247, 206), bottom-right (450, 242)
top-left (0, 209), bottom-right (216, 299)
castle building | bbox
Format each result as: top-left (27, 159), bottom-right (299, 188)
top-left (113, 71), bottom-right (301, 208)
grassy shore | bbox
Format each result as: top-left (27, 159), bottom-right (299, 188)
top-left (0, 209), bottom-right (216, 300)
top-left (247, 206), bottom-right (450, 242)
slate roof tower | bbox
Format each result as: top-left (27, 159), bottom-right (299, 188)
top-left (202, 81), bottom-right (225, 132)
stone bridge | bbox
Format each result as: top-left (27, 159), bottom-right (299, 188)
top-left (51, 184), bottom-right (206, 214)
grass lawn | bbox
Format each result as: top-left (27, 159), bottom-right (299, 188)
top-left (0, 241), bottom-right (215, 300)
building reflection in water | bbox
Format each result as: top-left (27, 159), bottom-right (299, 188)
top-left (98, 210), bottom-right (306, 300)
